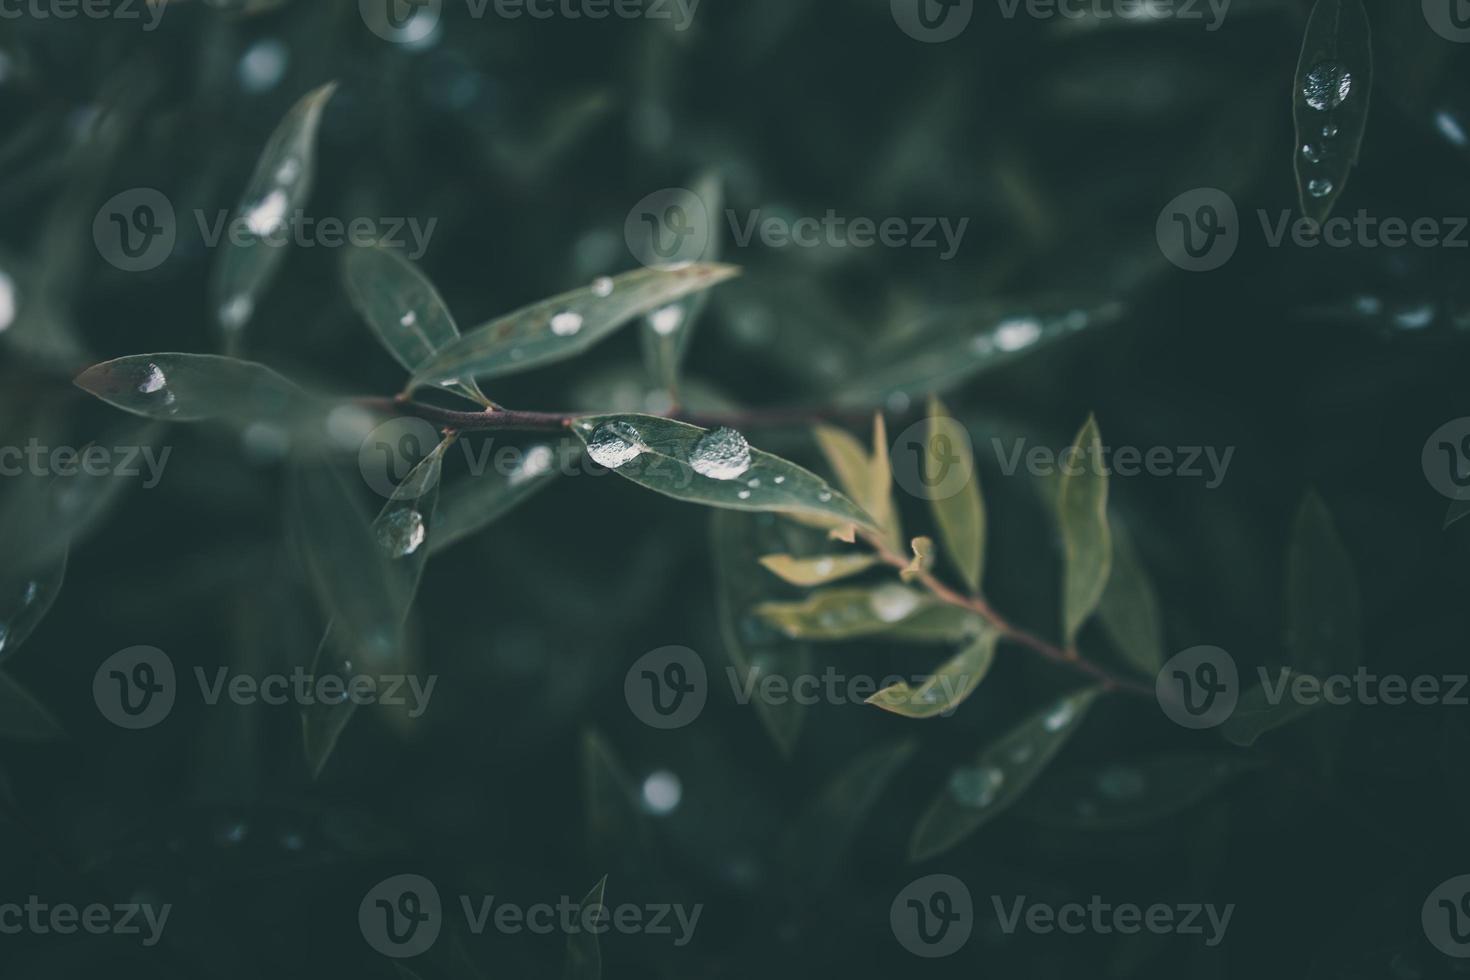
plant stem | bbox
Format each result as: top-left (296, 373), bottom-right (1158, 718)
top-left (357, 397), bottom-right (877, 434)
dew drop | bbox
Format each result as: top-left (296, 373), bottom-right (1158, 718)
top-left (774, 476), bottom-right (786, 485)
top-left (746, 478), bottom-right (760, 488)
top-left (1393, 303), bottom-right (1435, 331)
top-left (586, 421), bottom-right (644, 468)
top-left (219, 295), bottom-right (254, 332)
top-left (1321, 123), bottom-right (1339, 138)
top-left (238, 37), bottom-right (288, 93)
top-left (400, 310), bottom-right (418, 329)
top-left (817, 490), bottom-right (831, 501)
top-left (1301, 143), bottom-right (1322, 164)
top-left (244, 188), bottom-right (290, 237)
top-left (275, 157), bottom-right (302, 184)
top-left (510, 444), bottom-right (555, 486)
top-left (0, 623), bottom-right (8, 657)
top-left (591, 276), bottom-right (615, 297)
top-left (641, 770), bottom-right (682, 815)
top-left (1307, 178), bottom-right (1334, 198)
top-left (869, 583), bottom-right (920, 623)
top-left (22, 581), bottom-right (37, 605)
top-left (138, 362), bottom-right (167, 394)
top-left (550, 310), bottom-right (584, 337)
top-left (737, 489), bottom-right (752, 500)
top-left (1302, 62), bottom-right (1352, 111)
top-left (650, 305), bottom-right (684, 336)
top-left (1043, 699), bottom-right (1078, 732)
top-left (993, 316), bottom-right (1043, 352)
top-left (949, 765), bottom-right (1004, 808)
top-left (377, 509), bottom-right (426, 558)
top-left (814, 558), bottom-right (834, 577)
top-left (690, 427), bottom-right (752, 480)
top-left (0, 270), bottom-right (15, 334)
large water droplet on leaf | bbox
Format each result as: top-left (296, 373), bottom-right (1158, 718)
top-left (550, 310), bottom-right (584, 337)
top-left (377, 508), bottom-right (426, 558)
top-left (1302, 62), bottom-right (1352, 111)
top-left (586, 421), bottom-right (644, 468)
top-left (1307, 178), bottom-right (1334, 198)
top-left (138, 362), bottom-right (167, 394)
top-left (650, 305), bottom-right (684, 336)
top-left (869, 583), bottom-right (920, 623)
top-left (690, 426), bottom-right (752, 480)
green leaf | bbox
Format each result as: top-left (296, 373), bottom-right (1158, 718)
top-left (867, 625), bottom-right (999, 719)
top-left (0, 672), bottom-right (64, 741)
top-left (641, 170), bottom-right (722, 396)
top-left (408, 264), bottom-right (740, 390)
top-left (1058, 415), bottom-right (1111, 648)
top-left (429, 441), bottom-right (565, 556)
top-left (211, 82), bottom-right (337, 349)
top-left (877, 604), bottom-right (987, 643)
top-left (909, 687), bottom-right (1099, 861)
top-left (342, 245), bottom-right (491, 407)
top-left (563, 876), bottom-right (608, 980)
top-left (1023, 754), bottom-right (1259, 830)
top-left (755, 584), bottom-right (936, 641)
top-left (1098, 521), bottom-right (1164, 676)
top-left (813, 419), bottom-right (899, 550)
top-left (712, 511), bottom-right (815, 755)
top-left (1286, 492), bottom-right (1361, 678)
top-left (758, 552), bottom-right (880, 587)
top-left (926, 397), bottom-right (984, 594)
top-left (1292, 0), bottom-right (1372, 223)
top-left (0, 550), bottom-right (65, 666)
top-left (1220, 669), bottom-right (1323, 747)
top-left (573, 414), bottom-right (874, 529)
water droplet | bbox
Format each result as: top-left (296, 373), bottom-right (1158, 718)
top-left (641, 770), bottom-right (682, 815)
top-left (1307, 178), bottom-right (1334, 198)
top-left (690, 427), bottom-right (752, 480)
top-left (275, 158), bottom-right (301, 184)
top-left (377, 509), bottom-right (426, 558)
top-left (586, 421), bottom-right (644, 468)
top-left (737, 489), bottom-right (752, 500)
top-left (400, 310), bottom-right (417, 328)
top-left (550, 310), bottom-right (584, 337)
top-left (0, 623), bottom-right (9, 657)
top-left (1097, 765), bottom-right (1146, 799)
top-left (1321, 123), bottom-right (1339, 138)
top-left (245, 188), bottom-right (290, 237)
top-left (510, 444), bottom-right (555, 486)
top-left (0, 270), bottom-right (15, 334)
top-left (949, 765), bottom-right (1004, 808)
top-left (1302, 62), bottom-right (1352, 111)
top-left (650, 305), bottom-right (684, 336)
top-left (1393, 303), bottom-right (1435, 331)
top-left (870, 584), bottom-right (920, 623)
top-left (1435, 110), bottom-right (1468, 148)
top-left (1352, 295), bottom-right (1383, 316)
top-left (817, 490), bottom-right (831, 501)
top-left (219, 295), bottom-right (254, 331)
top-left (22, 581), bottom-right (37, 605)
top-left (774, 476), bottom-right (786, 485)
top-left (238, 37), bottom-right (288, 93)
top-left (814, 559), bottom-right (835, 577)
top-left (1301, 143), bottom-right (1322, 164)
top-left (993, 316), bottom-right (1043, 352)
top-left (885, 390), bottom-right (912, 413)
top-left (1043, 699), bottom-right (1078, 732)
top-left (138, 362), bottom-right (167, 394)
top-left (591, 276), bottom-right (615, 297)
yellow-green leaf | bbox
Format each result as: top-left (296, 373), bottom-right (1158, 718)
top-left (756, 584), bottom-right (935, 640)
top-left (1098, 521), bottom-right (1164, 676)
top-left (1058, 415), bottom-right (1110, 648)
top-left (926, 397), bottom-right (985, 594)
top-left (757, 552), bottom-right (880, 587)
top-left (867, 625), bottom-right (999, 719)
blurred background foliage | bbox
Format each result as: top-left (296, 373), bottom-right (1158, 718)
top-left (3, 0), bottom-right (1470, 976)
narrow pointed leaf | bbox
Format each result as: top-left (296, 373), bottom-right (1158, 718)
top-left (429, 441), bottom-right (565, 556)
top-left (563, 876), bottom-right (608, 980)
top-left (758, 552), bottom-right (879, 587)
top-left (868, 414), bottom-right (902, 552)
top-left (212, 82), bottom-right (337, 348)
top-left (343, 245), bottom-right (491, 406)
top-left (641, 170), bottom-right (722, 395)
top-left (1098, 521), bottom-right (1164, 676)
top-left (868, 625), bottom-right (999, 719)
top-left (756, 584), bottom-right (936, 641)
top-left (813, 425), bottom-right (871, 505)
top-left (0, 550), bottom-right (65, 666)
top-left (1059, 416), bottom-right (1110, 647)
top-left (909, 687), bottom-right (1099, 861)
top-left (573, 414), bottom-right (874, 529)
top-left (927, 397), bottom-right (985, 593)
top-left (409, 264), bottom-right (740, 389)
top-left (1023, 754), bottom-right (1259, 830)
top-left (0, 672), bottom-right (64, 741)
top-left (1292, 0), bottom-right (1372, 223)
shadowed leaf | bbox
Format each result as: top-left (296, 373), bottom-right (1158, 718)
top-left (1292, 0), bottom-right (1372, 223)
top-left (926, 397), bottom-right (985, 594)
top-left (1059, 416), bottom-right (1110, 647)
top-left (867, 625), bottom-right (999, 719)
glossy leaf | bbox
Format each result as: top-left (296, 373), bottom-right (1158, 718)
top-left (1220, 670), bottom-right (1323, 747)
top-left (909, 687), bottom-right (1099, 861)
top-left (1098, 521), bottom-right (1164, 676)
top-left (563, 876), bottom-right (608, 980)
top-left (712, 511), bottom-right (815, 755)
top-left (867, 625), bottom-right (998, 719)
top-left (927, 397), bottom-right (984, 594)
top-left (0, 672), bottom-right (64, 741)
top-left (1292, 0), bottom-right (1372, 223)
top-left (343, 244), bottom-right (491, 406)
top-left (573, 414), bottom-right (874, 529)
top-left (1058, 416), bottom-right (1111, 648)
top-left (429, 441), bottom-right (565, 556)
top-left (641, 170), bottom-right (722, 396)
top-left (757, 552), bottom-right (879, 587)
top-left (211, 82), bottom-right (337, 349)
top-left (408, 264), bottom-right (740, 390)
top-left (756, 584), bottom-right (937, 641)
top-left (1023, 754), bottom-right (1259, 830)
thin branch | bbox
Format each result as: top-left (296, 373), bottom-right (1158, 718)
top-left (356, 397), bottom-right (878, 434)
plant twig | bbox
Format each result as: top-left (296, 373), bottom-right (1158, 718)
top-left (357, 397), bottom-right (878, 434)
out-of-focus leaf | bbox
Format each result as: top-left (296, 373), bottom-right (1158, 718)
top-left (782, 739), bottom-right (916, 894)
top-left (757, 552), bottom-right (879, 587)
top-left (429, 441), bottom-right (565, 556)
top-left (813, 419), bottom-right (898, 550)
top-left (909, 687), bottom-right (1099, 861)
top-left (0, 550), bottom-right (65, 666)
top-left (713, 511), bottom-right (815, 755)
top-left (572, 414), bottom-right (874, 529)
top-left (1220, 670), bottom-right (1323, 747)
top-left (211, 82), bottom-right (337, 349)
top-left (900, 536), bottom-right (934, 582)
top-left (641, 170), bottom-right (722, 396)
top-left (927, 397), bottom-right (984, 594)
top-left (867, 625), bottom-right (998, 719)
top-left (342, 245), bottom-right (491, 407)
top-left (1023, 754), bottom-right (1259, 830)
top-left (1098, 521), bottom-right (1164, 676)
top-left (0, 672), bottom-right (64, 741)
top-left (878, 604), bottom-right (986, 643)
top-left (1287, 492), bottom-right (1361, 678)
top-left (562, 875), bottom-right (608, 980)
top-left (1292, 0), bottom-right (1372, 223)
top-left (300, 440), bottom-right (449, 777)
top-left (756, 584), bottom-right (936, 641)
top-left (1059, 416), bottom-right (1110, 648)
top-left (408, 264), bottom-right (740, 390)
